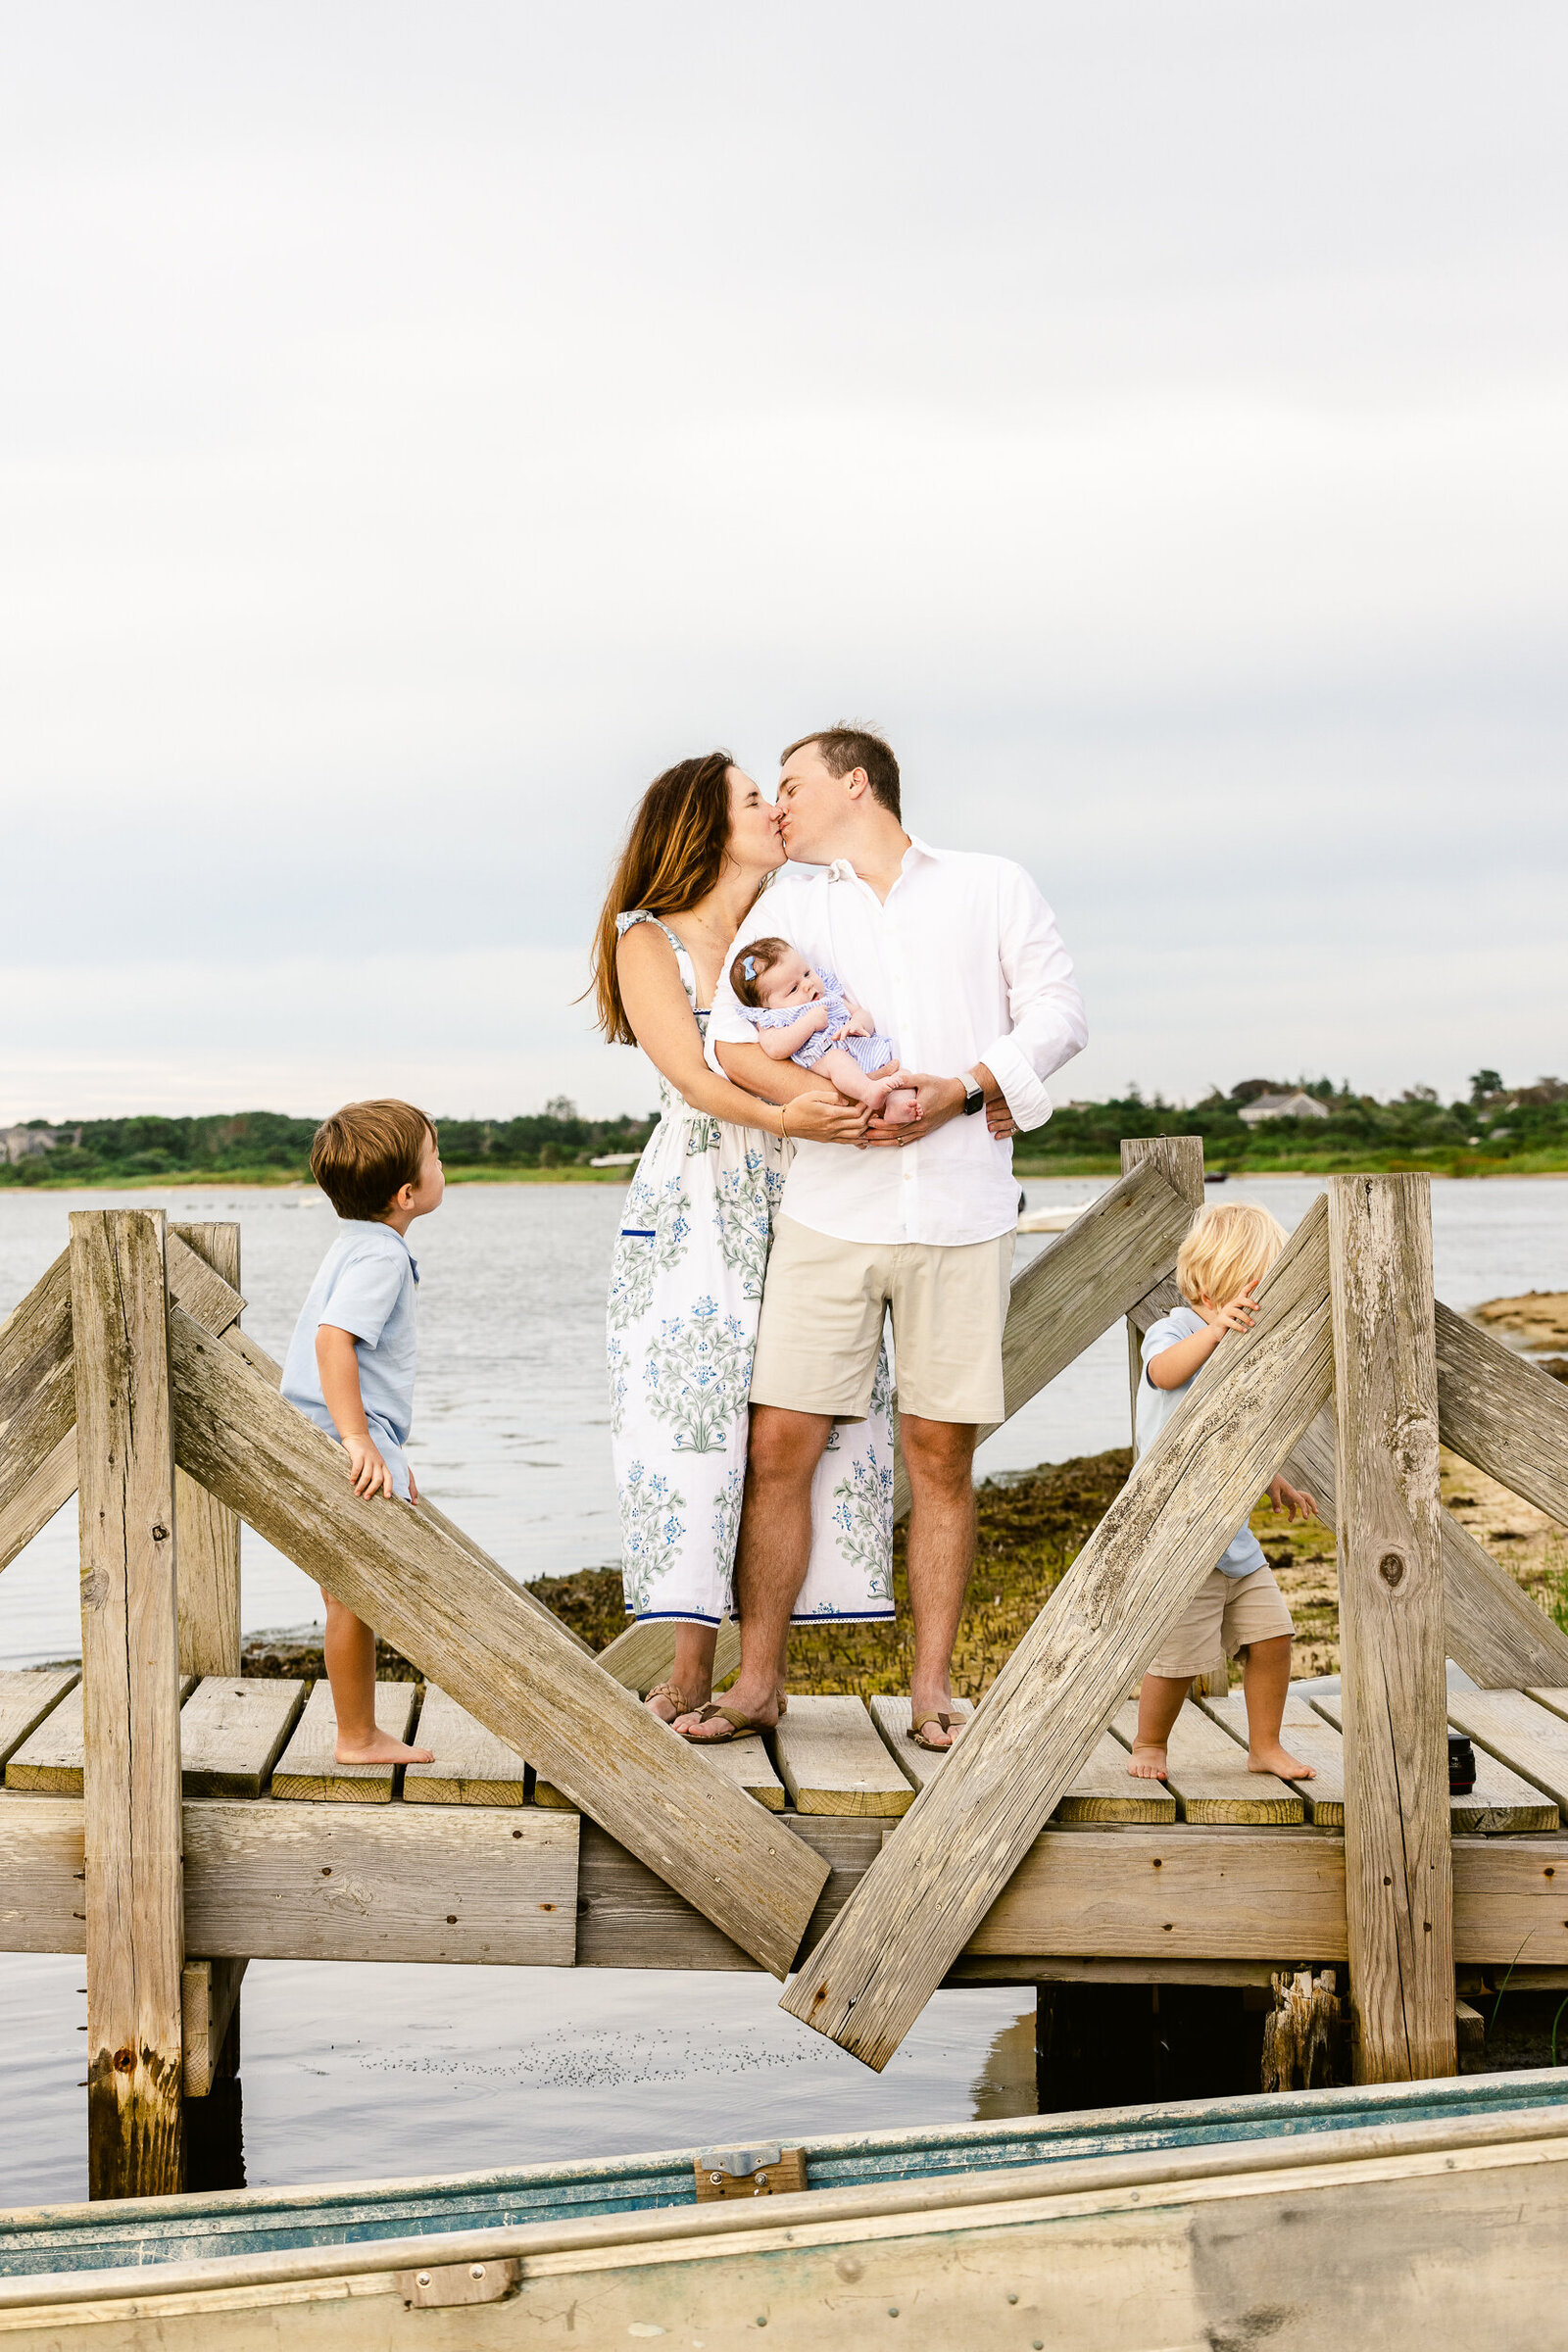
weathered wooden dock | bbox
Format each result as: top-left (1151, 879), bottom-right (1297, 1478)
top-left (3, 1143), bottom-right (1568, 2201)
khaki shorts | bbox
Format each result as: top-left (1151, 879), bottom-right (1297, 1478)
top-left (1148, 1564), bottom-right (1294, 1681)
top-left (750, 1215), bottom-right (1015, 1425)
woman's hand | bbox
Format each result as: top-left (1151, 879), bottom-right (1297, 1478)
top-left (784, 1091), bottom-right (874, 1145)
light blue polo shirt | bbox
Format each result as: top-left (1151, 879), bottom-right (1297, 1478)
top-left (1135, 1306), bottom-right (1266, 1579)
top-left (281, 1222), bottom-right (419, 1499)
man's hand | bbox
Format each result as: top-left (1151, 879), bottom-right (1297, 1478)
top-left (860, 1072), bottom-right (961, 1147)
top-left (986, 1095), bottom-right (1017, 1138)
top-left (841, 1006), bottom-right (874, 1038)
top-left (1266, 1474), bottom-right (1319, 1522)
top-left (342, 1431), bottom-right (396, 1500)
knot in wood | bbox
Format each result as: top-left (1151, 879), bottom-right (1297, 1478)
top-left (1378, 1550), bottom-right (1405, 1588)
top-left (113, 2047), bottom-right (135, 2074)
top-left (151, 1524), bottom-right (169, 1543)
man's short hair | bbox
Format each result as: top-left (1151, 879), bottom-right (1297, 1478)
top-left (781, 725), bottom-right (901, 821)
top-left (311, 1099), bottom-right (436, 1220)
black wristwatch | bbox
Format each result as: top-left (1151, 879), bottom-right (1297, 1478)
top-left (961, 1075), bottom-right (986, 1117)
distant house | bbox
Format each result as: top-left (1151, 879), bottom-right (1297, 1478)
top-left (1236, 1091), bottom-right (1332, 1128)
top-left (0, 1125), bottom-right (80, 1165)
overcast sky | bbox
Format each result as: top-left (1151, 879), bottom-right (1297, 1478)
top-left (3, 1), bottom-right (1563, 1124)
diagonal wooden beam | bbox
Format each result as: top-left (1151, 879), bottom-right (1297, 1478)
top-left (1434, 1299), bottom-right (1568, 1528)
top-left (780, 1196), bottom-right (1335, 2068)
top-left (892, 1152), bottom-right (1200, 1519)
top-left (1129, 1285), bottom-right (1568, 1691)
top-left (165, 1301), bottom-right (826, 1974)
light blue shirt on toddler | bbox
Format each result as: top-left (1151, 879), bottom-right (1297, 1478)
top-left (281, 1222), bottom-right (419, 1501)
top-left (1134, 1305), bottom-right (1265, 1579)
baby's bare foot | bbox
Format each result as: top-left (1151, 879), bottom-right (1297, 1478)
top-left (1126, 1741), bottom-right (1169, 1780)
top-left (882, 1089), bottom-right (921, 1126)
top-left (1250, 1742), bottom-right (1314, 1779)
top-left (333, 1730), bottom-right (435, 1766)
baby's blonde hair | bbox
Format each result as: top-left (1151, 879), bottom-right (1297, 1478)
top-left (1176, 1200), bottom-right (1290, 1308)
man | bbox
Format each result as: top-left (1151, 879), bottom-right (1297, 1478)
top-left (683, 725), bottom-right (1087, 1748)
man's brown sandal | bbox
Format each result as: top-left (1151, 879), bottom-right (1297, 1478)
top-left (644, 1682), bottom-right (693, 1722)
top-left (677, 1703), bottom-right (766, 1743)
top-left (909, 1710), bottom-right (963, 1752)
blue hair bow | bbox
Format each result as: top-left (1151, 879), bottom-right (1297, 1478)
top-left (742, 955), bottom-right (757, 981)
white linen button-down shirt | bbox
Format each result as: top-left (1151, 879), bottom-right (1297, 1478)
top-left (706, 837), bottom-right (1087, 1248)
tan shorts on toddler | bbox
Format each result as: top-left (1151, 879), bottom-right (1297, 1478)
top-left (1147, 1563), bottom-right (1294, 1682)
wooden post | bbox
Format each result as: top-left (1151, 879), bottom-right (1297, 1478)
top-left (171, 1225), bottom-right (242, 1677)
top-left (1119, 1141), bottom-right (1224, 1692)
top-left (1327, 1175), bottom-right (1455, 2083)
top-left (70, 1210), bottom-right (185, 2197)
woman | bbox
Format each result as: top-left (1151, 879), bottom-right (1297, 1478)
top-left (590, 752), bottom-right (897, 1726)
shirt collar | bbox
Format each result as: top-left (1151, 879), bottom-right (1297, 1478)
top-left (824, 835), bottom-right (942, 886)
top-left (339, 1219), bottom-right (419, 1282)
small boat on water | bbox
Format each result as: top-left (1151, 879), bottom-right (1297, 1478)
top-left (1017, 1200), bottom-right (1092, 1233)
top-left (2, 2070), bottom-right (1565, 2348)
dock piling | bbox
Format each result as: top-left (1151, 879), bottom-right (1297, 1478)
top-left (1328, 1174), bottom-right (1456, 2082)
top-left (70, 1210), bottom-right (186, 2199)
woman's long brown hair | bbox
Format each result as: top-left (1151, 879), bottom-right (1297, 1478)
top-left (589, 751), bottom-right (736, 1044)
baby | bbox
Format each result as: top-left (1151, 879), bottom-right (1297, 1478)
top-left (730, 938), bottom-right (921, 1122)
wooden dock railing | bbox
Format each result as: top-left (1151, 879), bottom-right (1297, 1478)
top-left (5, 1153), bottom-right (1568, 2190)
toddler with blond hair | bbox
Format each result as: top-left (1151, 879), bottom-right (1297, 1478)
top-left (1127, 1200), bottom-right (1320, 1787)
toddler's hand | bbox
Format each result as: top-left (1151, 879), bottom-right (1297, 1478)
top-left (1267, 1475), bottom-right (1318, 1522)
top-left (1211, 1285), bottom-right (1260, 1339)
top-left (342, 1432), bottom-right (395, 1500)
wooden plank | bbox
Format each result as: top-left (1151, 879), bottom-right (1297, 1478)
top-left (770, 1694), bottom-right (914, 1816)
top-left (404, 1687), bottom-right (529, 1806)
top-left (1444, 1689), bottom-right (1568, 1813)
top-left (165, 1299), bottom-right (828, 1974)
top-left (6, 1677), bottom-right (198, 1794)
top-left (0, 1667), bottom-right (78, 1769)
top-left (177, 1677), bottom-right (305, 1799)
top-left (893, 1151), bottom-right (1200, 1518)
top-left (0, 1251), bottom-right (75, 1576)
top-left (1312, 1691), bottom-right (1558, 1835)
top-left (1328, 1174), bottom-right (1455, 2082)
top-left (180, 1958), bottom-right (245, 2097)
top-left (576, 1817), bottom-right (882, 1972)
top-left (1434, 1296), bottom-right (1568, 1527)
top-left (270, 1680), bottom-right (419, 1802)
top-left (966, 1827), bottom-right (1350, 1960)
top-left (181, 1800), bottom-right (580, 1965)
top-left (1108, 1698), bottom-right (1302, 1824)
top-left (71, 1207), bottom-right (186, 2198)
top-left (1201, 1690), bottom-right (1347, 1825)
top-left (0, 1794), bottom-right (580, 1966)
top-left (169, 1225), bottom-right (243, 1676)
top-left (780, 1197), bottom-right (1336, 2067)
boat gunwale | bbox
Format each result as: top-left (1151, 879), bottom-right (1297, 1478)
top-left (3, 2093), bottom-right (1568, 2312)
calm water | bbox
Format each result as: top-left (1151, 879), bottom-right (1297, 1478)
top-left (2, 1173), bottom-right (1562, 2205)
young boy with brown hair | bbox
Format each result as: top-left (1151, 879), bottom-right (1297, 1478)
top-left (281, 1099), bottom-right (445, 1766)
top-left (1126, 1200), bottom-right (1320, 1786)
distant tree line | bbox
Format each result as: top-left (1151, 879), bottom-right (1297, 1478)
top-left (0, 1099), bottom-right (659, 1186)
top-left (4, 1073), bottom-right (1565, 1186)
top-left (1016, 1072), bottom-right (1568, 1173)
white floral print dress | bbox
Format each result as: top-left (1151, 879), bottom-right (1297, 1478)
top-left (608, 911), bottom-right (896, 1628)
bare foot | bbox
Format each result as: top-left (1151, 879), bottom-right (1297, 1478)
top-left (1126, 1741), bottom-right (1169, 1780)
top-left (881, 1088), bottom-right (922, 1126)
top-left (334, 1731), bottom-right (434, 1766)
top-left (1250, 1742), bottom-right (1315, 1779)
